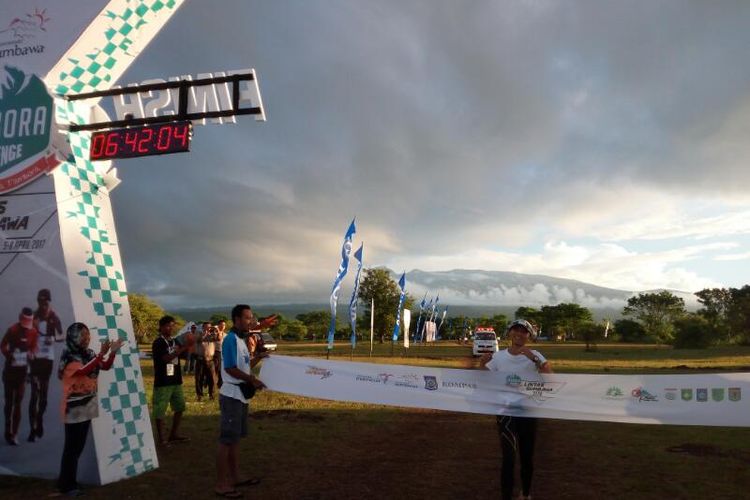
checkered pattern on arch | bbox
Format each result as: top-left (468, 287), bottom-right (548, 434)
top-left (56, 98), bottom-right (154, 478)
top-left (54, 0), bottom-right (179, 96)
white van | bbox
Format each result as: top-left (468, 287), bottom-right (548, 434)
top-left (472, 327), bottom-right (499, 356)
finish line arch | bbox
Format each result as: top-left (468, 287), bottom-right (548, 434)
top-left (0, 0), bottom-right (184, 484)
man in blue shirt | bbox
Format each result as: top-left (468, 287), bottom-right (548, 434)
top-left (214, 304), bottom-right (267, 498)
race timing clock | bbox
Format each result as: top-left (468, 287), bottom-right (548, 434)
top-left (89, 121), bottom-right (192, 160)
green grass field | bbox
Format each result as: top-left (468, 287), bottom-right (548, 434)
top-left (2, 341), bottom-right (750, 499)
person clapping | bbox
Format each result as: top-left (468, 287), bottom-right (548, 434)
top-left (57, 323), bottom-right (124, 496)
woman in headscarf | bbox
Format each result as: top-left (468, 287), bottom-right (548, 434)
top-left (56, 322), bottom-right (124, 496)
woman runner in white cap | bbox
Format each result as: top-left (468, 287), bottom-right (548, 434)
top-left (480, 319), bottom-right (552, 500)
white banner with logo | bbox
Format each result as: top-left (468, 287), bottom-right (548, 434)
top-left (261, 355), bottom-right (750, 427)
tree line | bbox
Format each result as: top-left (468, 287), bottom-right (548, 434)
top-left (128, 271), bottom-right (750, 350)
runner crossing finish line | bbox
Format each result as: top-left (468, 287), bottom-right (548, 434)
top-left (260, 355), bottom-right (750, 427)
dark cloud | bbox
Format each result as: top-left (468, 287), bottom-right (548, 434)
top-left (107, 0), bottom-right (750, 307)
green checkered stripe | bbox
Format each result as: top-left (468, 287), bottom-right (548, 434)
top-left (54, 0), bottom-right (179, 96)
top-left (56, 98), bottom-right (153, 477)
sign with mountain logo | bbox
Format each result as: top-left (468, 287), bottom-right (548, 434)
top-left (0, 65), bottom-right (56, 193)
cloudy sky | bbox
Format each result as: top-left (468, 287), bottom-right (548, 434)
top-left (106, 0), bottom-right (750, 308)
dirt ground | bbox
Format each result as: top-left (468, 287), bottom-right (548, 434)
top-left (2, 405), bottom-right (750, 499)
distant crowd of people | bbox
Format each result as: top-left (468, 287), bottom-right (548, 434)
top-left (181, 319), bottom-right (227, 401)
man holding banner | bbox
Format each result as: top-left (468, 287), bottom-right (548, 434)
top-left (480, 319), bottom-right (551, 500)
top-left (216, 304), bottom-right (267, 498)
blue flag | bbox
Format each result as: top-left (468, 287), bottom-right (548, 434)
top-left (392, 272), bottom-right (407, 342)
top-left (328, 219), bottom-right (356, 350)
top-left (437, 306), bottom-right (448, 340)
top-left (414, 292), bottom-right (427, 344)
top-left (348, 243), bottom-right (364, 348)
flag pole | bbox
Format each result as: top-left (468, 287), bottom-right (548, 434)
top-left (370, 298), bottom-right (374, 357)
top-left (348, 243), bottom-right (364, 363)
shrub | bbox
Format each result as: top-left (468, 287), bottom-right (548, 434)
top-left (672, 315), bottom-right (715, 349)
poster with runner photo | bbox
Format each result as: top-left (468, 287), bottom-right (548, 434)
top-left (1, 0), bottom-right (183, 484)
top-left (0, 173), bottom-right (82, 479)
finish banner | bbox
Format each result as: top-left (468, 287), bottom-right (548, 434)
top-left (261, 355), bottom-right (750, 427)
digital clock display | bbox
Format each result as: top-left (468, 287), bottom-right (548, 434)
top-left (89, 121), bottom-right (192, 160)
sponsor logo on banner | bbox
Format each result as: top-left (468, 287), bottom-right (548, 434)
top-left (0, 8), bottom-right (49, 60)
top-left (728, 387), bottom-right (741, 402)
top-left (696, 388), bottom-right (708, 402)
top-left (664, 388), bottom-right (677, 401)
top-left (0, 65), bottom-right (58, 194)
top-left (424, 376), bottom-right (438, 391)
top-left (354, 373), bottom-right (397, 384)
top-left (681, 389), bottom-right (693, 401)
top-left (356, 373), bottom-right (391, 384)
top-left (506, 374), bottom-right (565, 403)
top-left (394, 374), bottom-right (420, 389)
top-left (711, 388), bottom-right (725, 402)
top-left (441, 381), bottom-right (478, 390)
top-left (305, 366), bottom-right (332, 379)
top-left (604, 386), bottom-right (625, 399)
top-left (631, 387), bottom-right (658, 402)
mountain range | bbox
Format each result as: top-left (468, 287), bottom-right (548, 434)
top-left (174, 269), bottom-right (700, 321)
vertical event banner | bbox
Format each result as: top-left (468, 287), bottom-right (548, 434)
top-left (0, 0), bottom-right (184, 485)
top-left (402, 309), bottom-right (410, 348)
top-left (262, 355), bottom-right (750, 427)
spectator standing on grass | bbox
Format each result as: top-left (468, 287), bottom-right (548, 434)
top-left (214, 319), bottom-right (227, 388)
top-left (152, 315), bottom-right (194, 446)
top-left (480, 319), bottom-right (552, 500)
top-left (193, 324), bottom-right (206, 401)
top-left (215, 304), bottom-right (267, 498)
top-left (56, 322), bottom-right (124, 496)
top-left (195, 322), bottom-right (216, 401)
top-left (184, 323), bottom-right (198, 375)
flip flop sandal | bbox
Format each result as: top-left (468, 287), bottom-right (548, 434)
top-left (235, 478), bottom-right (261, 487)
top-left (214, 490), bottom-right (242, 498)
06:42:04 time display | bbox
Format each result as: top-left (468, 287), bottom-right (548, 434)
top-left (89, 121), bottom-right (192, 160)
